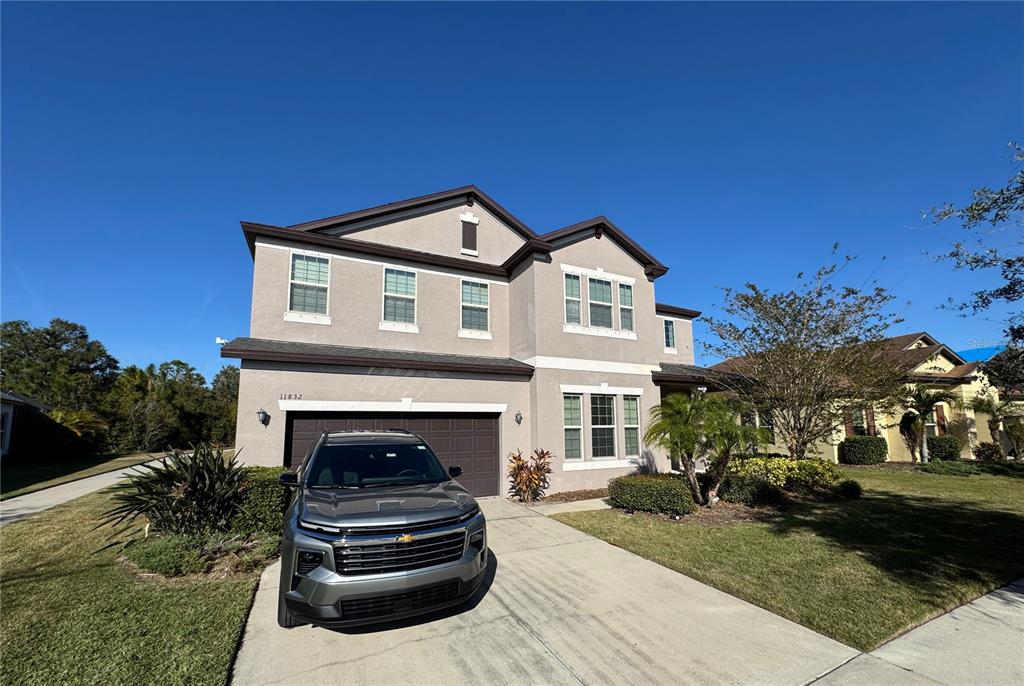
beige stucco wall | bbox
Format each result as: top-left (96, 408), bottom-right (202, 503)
top-left (332, 202), bottom-right (527, 265)
top-left (250, 240), bottom-right (512, 358)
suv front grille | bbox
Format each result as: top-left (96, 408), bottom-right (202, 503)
top-left (334, 531), bottom-right (466, 576)
top-left (341, 581), bottom-right (460, 621)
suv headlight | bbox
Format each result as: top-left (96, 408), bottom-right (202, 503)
top-left (469, 530), bottom-right (485, 551)
top-left (296, 550), bottom-right (324, 575)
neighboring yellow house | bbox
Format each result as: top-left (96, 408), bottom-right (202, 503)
top-left (714, 332), bottom-right (1002, 463)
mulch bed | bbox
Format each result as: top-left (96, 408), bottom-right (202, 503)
top-left (538, 488), bottom-right (609, 505)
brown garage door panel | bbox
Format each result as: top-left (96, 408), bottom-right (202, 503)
top-left (284, 412), bottom-right (501, 497)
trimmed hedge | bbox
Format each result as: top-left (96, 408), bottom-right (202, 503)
top-left (927, 436), bottom-right (960, 461)
top-left (230, 466), bottom-right (289, 534)
top-left (973, 442), bottom-right (1005, 463)
top-left (609, 475), bottom-right (696, 516)
top-left (787, 459), bottom-right (842, 492)
top-left (839, 436), bottom-right (888, 465)
top-left (721, 474), bottom-right (787, 507)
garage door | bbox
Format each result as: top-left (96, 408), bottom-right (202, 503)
top-left (284, 412), bottom-right (501, 497)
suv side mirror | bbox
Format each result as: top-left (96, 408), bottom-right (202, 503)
top-left (448, 465), bottom-right (463, 478)
top-left (279, 472), bottom-right (299, 487)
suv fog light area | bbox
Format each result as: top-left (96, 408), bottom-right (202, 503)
top-left (296, 550), bottom-right (324, 575)
top-left (469, 530), bottom-right (485, 551)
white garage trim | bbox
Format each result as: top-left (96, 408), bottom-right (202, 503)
top-left (277, 398), bottom-right (508, 413)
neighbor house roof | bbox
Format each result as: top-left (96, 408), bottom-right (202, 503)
top-left (220, 337), bottom-right (535, 377)
top-left (0, 390), bottom-right (51, 412)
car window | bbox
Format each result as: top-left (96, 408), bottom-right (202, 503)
top-left (306, 442), bottom-right (447, 488)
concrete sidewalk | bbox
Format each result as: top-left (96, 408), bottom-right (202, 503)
top-left (232, 497), bottom-right (857, 685)
top-left (0, 459), bottom-right (158, 526)
top-left (816, 578), bottom-right (1024, 685)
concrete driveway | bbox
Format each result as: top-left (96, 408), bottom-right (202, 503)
top-left (231, 498), bottom-right (856, 685)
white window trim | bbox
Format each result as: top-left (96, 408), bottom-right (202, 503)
top-left (663, 318), bottom-right (677, 352)
top-left (459, 212), bottom-right (480, 256)
top-left (460, 279), bottom-right (490, 335)
top-left (563, 393), bottom-right (584, 462)
top-left (287, 250), bottom-right (331, 322)
top-left (284, 311), bottom-right (331, 325)
top-left (564, 273), bottom-right (582, 326)
top-left (381, 265), bottom-right (417, 330)
top-left (460, 248), bottom-right (479, 257)
top-left (623, 395), bottom-right (641, 458)
top-left (563, 459), bottom-right (638, 471)
top-left (587, 276), bottom-right (614, 330)
top-left (561, 263), bottom-right (635, 286)
top-left (591, 394), bottom-right (617, 460)
top-left (618, 283), bottom-right (634, 332)
top-left (559, 383), bottom-right (645, 396)
top-left (563, 323), bottom-right (638, 340)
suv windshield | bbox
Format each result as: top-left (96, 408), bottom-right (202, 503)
top-left (305, 441), bottom-right (448, 488)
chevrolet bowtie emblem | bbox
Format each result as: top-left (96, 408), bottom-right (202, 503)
top-left (396, 534), bottom-right (414, 544)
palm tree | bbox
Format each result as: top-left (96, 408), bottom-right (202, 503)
top-left (644, 391), bottom-right (712, 505)
top-left (904, 386), bottom-right (961, 463)
top-left (703, 397), bottom-right (765, 506)
top-left (967, 393), bottom-right (1016, 444)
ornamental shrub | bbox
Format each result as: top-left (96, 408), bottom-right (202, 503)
top-left (835, 479), bottom-right (863, 499)
top-left (609, 475), bottom-right (696, 515)
top-left (838, 436), bottom-right (888, 465)
top-left (786, 459), bottom-right (841, 492)
top-left (103, 444), bottom-right (246, 535)
top-left (720, 474), bottom-right (787, 507)
top-left (230, 466), bottom-right (289, 534)
top-left (973, 442), bottom-right (1005, 463)
top-left (926, 436), bottom-right (961, 461)
top-left (727, 456), bottom-right (792, 488)
top-left (507, 449), bottom-right (554, 504)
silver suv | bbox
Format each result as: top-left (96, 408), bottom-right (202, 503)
top-left (276, 430), bottom-right (488, 628)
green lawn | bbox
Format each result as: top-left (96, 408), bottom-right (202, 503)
top-left (1, 452), bottom-right (160, 500)
top-left (0, 489), bottom-right (258, 686)
top-left (553, 467), bottom-right (1024, 651)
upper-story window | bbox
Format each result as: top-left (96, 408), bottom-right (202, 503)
top-left (588, 278), bottom-right (613, 328)
top-left (619, 284), bottom-right (634, 332)
top-left (564, 274), bottom-right (582, 325)
top-left (461, 280), bottom-right (489, 332)
top-left (289, 254), bottom-right (329, 315)
top-left (383, 268), bottom-right (416, 324)
top-left (664, 319), bottom-right (676, 349)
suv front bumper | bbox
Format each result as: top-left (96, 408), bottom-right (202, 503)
top-left (280, 514), bottom-right (488, 628)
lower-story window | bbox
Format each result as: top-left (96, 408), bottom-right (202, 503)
top-left (591, 394), bottom-right (616, 458)
top-left (623, 396), bottom-right (640, 457)
top-left (563, 394), bottom-right (583, 460)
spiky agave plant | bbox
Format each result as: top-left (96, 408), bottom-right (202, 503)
top-left (102, 444), bottom-right (245, 536)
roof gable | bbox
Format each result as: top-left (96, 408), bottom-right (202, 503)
top-left (537, 217), bottom-right (668, 279)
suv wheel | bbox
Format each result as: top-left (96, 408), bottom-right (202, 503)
top-left (277, 594), bottom-right (307, 629)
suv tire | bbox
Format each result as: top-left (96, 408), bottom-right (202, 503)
top-left (277, 593), bottom-right (306, 629)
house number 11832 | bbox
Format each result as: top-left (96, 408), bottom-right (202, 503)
top-left (279, 393), bottom-right (303, 400)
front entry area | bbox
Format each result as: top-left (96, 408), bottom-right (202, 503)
top-left (283, 412), bottom-right (501, 497)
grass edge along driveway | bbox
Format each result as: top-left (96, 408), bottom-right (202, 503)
top-left (553, 467), bottom-right (1024, 651)
top-left (0, 489), bottom-right (258, 686)
top-left (1, 451), bottom-right (162, 500)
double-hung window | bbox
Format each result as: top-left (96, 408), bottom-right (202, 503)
top-left (289, 253), bottom-right (329, 315)
top-left (591, 394), bottom-right (616, 458)
top-left (461, 281), bottom-right (489, 331)
top-left (564, 274), bottom-right (582, 325)
top-left (383, 268), bottom-right (416, 323)
top-left (623, 396), bottom-right (640, 457)
top-left (563, 394), bottom-right (583, 461)
top-left (664, 319), bottom-right (676, 349)
top-left (588, 278), bottom-right (613, 328)
top-left (618, 284), bottom-right (634, 332)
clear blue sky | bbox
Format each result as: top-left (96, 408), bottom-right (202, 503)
top-left (3, 2), bottom-right (1022, 379)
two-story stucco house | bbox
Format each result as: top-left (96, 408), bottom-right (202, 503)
top-left (224, 185), bottom-right (707, 496)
